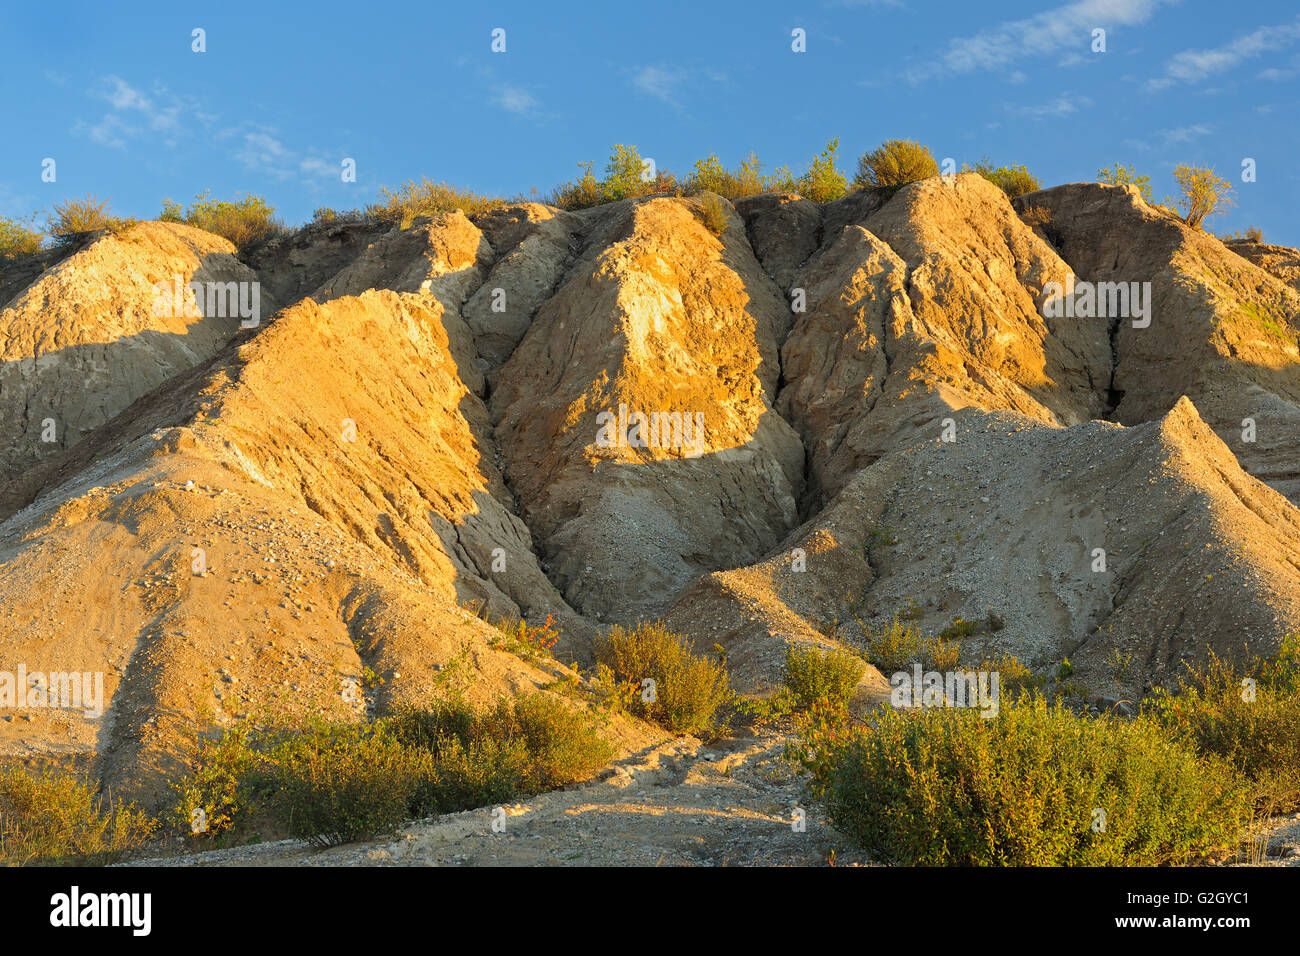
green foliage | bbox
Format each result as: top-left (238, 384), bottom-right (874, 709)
top-left (171, 725), bottom-right (260, 842)
top-left (1144, 637), bottom-right (1300, 813)
top-left (389, 695), bottom-right (613, 816)
top-left (256, 721), bottom-right (425, 847)
top-left (797, 138), bottom-right (849, 203)
top-left (47, 195), bottom-right (133, 242)
top-left (1172, 164), bottom-right (1235, 230)
top-left (1097, 163), bottom-right (1153, 202)
top-left (782, 645), bottom-right (866, 711)
top-left (854, 139), bottom-right (940, 189)
top-left (0, 763), bottom-right (155, 865)
top-left (549, 161), bottom-right (605, 209)
top-left (365, 178), bottom-right (505, 228)
top-left (0, 215), bottom-right (43, 259)
top-left (800, 699), bottom-right (1250, 865)
top-left (696, 192), bottom-right (731, 236)
top-left (165, 190), bottom-right (288, 248)
top-left (594, 621), bottom-right (732, 735)
top-left (1054, 657), bottom-right (1076, 682)
top-left (859, 615), bottom-right (923, 673)
top-left (486, 613), bottom-right (560, 661)
top-left (603, 144), bottom-right (649, 201)
top-left (549, 145), bottom-right (673, 209)
top-left (920, 634), bottom-right (961, 671)
top-left (937, 616), bottom-right (978, 641)
top-left (967, 158), bottom-right (1041, 198)
top-left (171, 695), bottom-right (613, 848)
top-left (686, 151), bottom-right (795, 199)
top-left (976, 651), bottom-right (1045, 695)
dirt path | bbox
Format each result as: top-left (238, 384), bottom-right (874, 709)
top-left (128, 730), bottom-right (875, 867)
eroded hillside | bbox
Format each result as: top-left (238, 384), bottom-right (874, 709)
top-left (3, 173), bottom-right (1300, 797)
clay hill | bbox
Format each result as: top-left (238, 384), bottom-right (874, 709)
top-left (3, 173), bottom-right (1300, 800)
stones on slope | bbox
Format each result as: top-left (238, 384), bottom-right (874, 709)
top-left (669, 398), bottom-right (1300, 697)
top-left (490, 196), bottom-right (803, 622)
top-left (1019, 181), bottom-right (1300, 500)
top-left (1226, 239), bottom-right (1300, 297)
top-left (776, 173), bottom-right (1111, 505)
top-left (0, 221), bottom-right (256, 481)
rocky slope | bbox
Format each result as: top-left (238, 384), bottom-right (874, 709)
top-left (3, 174), bottom-right (1300, 801)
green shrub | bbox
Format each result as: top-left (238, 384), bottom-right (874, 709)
top-left (602, 144), bottom-right (651, 202)
top-left (1097, 163), bottom-right (1153, 202)
top-left (256, 721), bottom-right (427, 847)
top-left (47, 195), bottom-right (132, 242)
top-left (0, 216), bottom-right (43, 259)
top-left (366, 178), bottom-right (504, 227)
top-left (782, 645), bottom-right (866, 711)
top-left (486, 613), bottom-right (560, 661)
top-left (920, 634), bottom-right (961, 671)
top-left (967, 159), bottom-right (1041, 198)
top-left (0, 763), bottom-right (155, 865)
top-left (388, 695), bottom-right (613, 816)
top-left (172, 694), bottom-right (613, 848)
top-left (976, 651), bottom-right (1044, 696)
top-left (1173, 164), bottom-right (1235, 230)
top-left (171, 725), bottom-right (260, 842)
top-left (595, 622), bottom-right (731, 735)
top-left (797, 138), bottom-right (849, 203)
top-left (686, 152), bottom-right (794, 199)
top-left (859, 614), bottom-right (923, 674)
top-left (696, 193), bottom-right (730, 236)
top-left (801, 699), bottom-right (1250, 865)
top-left (164, 190), bottom-right (287, 248)
top-left (1144, 638), bottom-right (1300, 813)
top-left (549, 145), bottom-right (665, 209)
top-left (549, 161), bottom-right (605, 210)
top-left (854, 139), bottom-right (939, 189)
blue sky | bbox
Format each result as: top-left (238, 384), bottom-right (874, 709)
top-left (2, 0), bottom-right (1298, 243)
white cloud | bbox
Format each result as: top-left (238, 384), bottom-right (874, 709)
top-left (494, 85), bottom-right (539, 115)
top-left (907, 0), bottom-right (1174, 82)
top-left (632, 65), bottom-right (686, 103)
top-left (78, 75), bottom-right (194, 148)
top-left (1147, 20), bottom-right (1300, 90)
top-left (1009, 93), bottom-right (1093, 118)
top-left (1157, 124), bottom-right (1212, 145)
